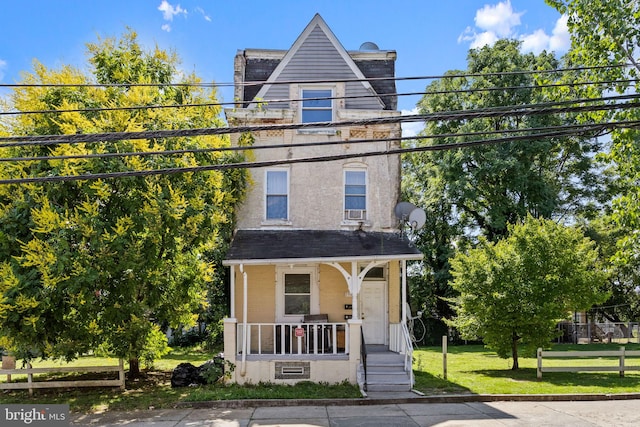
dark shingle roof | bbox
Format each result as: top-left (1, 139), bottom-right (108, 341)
top-left (225, 229), bottom-right (422, 263)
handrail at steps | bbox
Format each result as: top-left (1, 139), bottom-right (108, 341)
top-left (400, 322), bottom-right (415, 387)
top-left (360, 332), bottom-right (367, 391)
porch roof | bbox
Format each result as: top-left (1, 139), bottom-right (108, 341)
top-left (223, 229), bottom-right (423, 265)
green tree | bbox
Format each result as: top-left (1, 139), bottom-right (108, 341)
top-left (546, 0), bottom-right (640, 326)
top-left (403, 39), bottom-right (602, 329)
top-left (448, 217), bottom-right (608, 369)
top-left (0, 31), bottom-right (246, 376)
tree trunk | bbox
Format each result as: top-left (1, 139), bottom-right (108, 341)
top-left (511, 331), bottom-right (519, 370)
top-left (129, 357), bottom-right (140, 378)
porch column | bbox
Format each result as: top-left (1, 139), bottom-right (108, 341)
top-left (230, 265), bottom-right (236, 318)
top-left (351, 262), bottom-right (359, 320)
top-left (402, 260), bottom-right (407, 325)
top-left (223, 318), bottom-right (237, 383)
top-left (348, 319), bottom-right (362, 382)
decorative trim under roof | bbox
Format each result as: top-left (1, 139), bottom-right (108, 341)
top-left (223, 229), bottom-right (423, 265)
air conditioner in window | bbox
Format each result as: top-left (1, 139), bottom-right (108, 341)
top-left (345, 209), bottom-right (366, 220)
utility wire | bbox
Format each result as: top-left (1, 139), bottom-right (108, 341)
top-left (0, 63), bottom-right (632, 89)
top-left (2, 77), bottom-right (638, 117)
top-left (0, 122), bottom-right (630, 185)
top-left (2, 119), bottom-right (639, 164)
top-left (1, 92), bottom-right (639, 146)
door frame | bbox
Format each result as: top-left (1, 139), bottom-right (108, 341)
top-left (359, 280), bottom-right (388, 345)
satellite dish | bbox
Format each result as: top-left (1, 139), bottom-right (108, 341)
top-left (359, 41), bottom-right (379, 51)
top-left (409, 208), bottom-right (426, 231)
top-left (394, 202), bottom-right (417, 221)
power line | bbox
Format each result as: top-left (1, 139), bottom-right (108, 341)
top-left (2, 119), bottom-right (638, 164)
top-left (0, 63), bottom-right (632, 89)
top-left (0, 120), bottom-right (632, 185)
top-left (3, 77), bottom-right (638, 118)
top-left (1, 92), bottom-right (639, 147)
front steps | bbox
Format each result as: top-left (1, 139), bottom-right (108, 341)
top-left (360, 345), bottom-right (412, 392)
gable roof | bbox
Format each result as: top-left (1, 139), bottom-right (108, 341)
top-left (248, 14), bottom-right (387, 110)
top-left (223, 230), bottom-right (423, 265)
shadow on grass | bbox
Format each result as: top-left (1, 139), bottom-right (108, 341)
top-left (412, 370), bottom-right (472, 395)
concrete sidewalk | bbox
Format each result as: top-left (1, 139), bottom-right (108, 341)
top-left (71, 396), bottom-right (640, 426)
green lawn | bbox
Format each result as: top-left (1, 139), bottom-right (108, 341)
top-left (413, 343), bottom-right (640, 395)
top-left (3, 343), bottom-right (640, 414)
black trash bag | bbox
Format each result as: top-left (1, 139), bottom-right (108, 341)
top-left (171, 362), bottom-right (203, 388)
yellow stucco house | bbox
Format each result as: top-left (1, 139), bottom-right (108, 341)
top-left (223, 14), bottom-right (422, 392)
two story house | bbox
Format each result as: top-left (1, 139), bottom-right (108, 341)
top-left (223, 14), bottom-right (422, 392)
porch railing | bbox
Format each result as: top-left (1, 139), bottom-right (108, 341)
top-left (389, 322), bottom-right (415, 386)
top-left (237, 322), bottom-right (348, 356)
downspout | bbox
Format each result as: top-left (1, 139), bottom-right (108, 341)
top-left (240, 264), bottom-right (248, 377)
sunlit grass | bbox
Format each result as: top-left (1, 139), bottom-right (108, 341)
top-left (413, 343), bottom-right (640, 395)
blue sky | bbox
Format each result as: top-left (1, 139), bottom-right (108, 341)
top-left (0, 1), bottom-right (569, 134)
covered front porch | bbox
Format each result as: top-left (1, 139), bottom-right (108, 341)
top-left (222, 229), bottom-right (422, 386)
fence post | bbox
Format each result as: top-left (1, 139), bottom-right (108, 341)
top-left (118, 359), bottom-right (125, 390)
top-left (537, 348), bottom-right (543, 380)
top-left (442, 335), bottom-right (447, 380)
top-left (27, 361), bottom-right (33, 396)
top-left (620, 346), bottom-right (625, 378)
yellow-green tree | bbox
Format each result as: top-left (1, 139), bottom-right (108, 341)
top-left (0, 31), bottom-right (246, 376)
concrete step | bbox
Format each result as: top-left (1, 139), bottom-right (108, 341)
top-left (362, 350), bottom-right (412, 392)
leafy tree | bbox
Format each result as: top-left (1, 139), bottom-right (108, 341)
top-left (448, 217), bottom-right (608, 369)
top-left (403, 39), bottom-right (602, 327)
top-left (546, 0), bottom-right (640, 323)
top-left (0, 31), bottom-right (246, 376)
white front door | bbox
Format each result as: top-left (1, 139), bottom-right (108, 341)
top-left (360, 281), bottom-right (387, 345)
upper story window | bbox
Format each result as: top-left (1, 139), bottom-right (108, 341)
top-left (301, 89), bottom-right (333, 123)
top-left (344, 170), bottom-right (367, 221)
top-left (266, 169), bottom-right (289, 220)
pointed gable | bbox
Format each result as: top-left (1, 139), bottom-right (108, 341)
top-left (249, 14), bottom-right (387, 110)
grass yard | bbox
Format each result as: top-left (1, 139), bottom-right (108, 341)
top-left (413, 343), bottom-right (640, 395)
top-left (3, 343), bottom-right (640, 414)
top-left (0, 347), bottom-right (360, 413)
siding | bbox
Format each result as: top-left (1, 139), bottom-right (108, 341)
top-left (262, 25), bottom-right (382, 110)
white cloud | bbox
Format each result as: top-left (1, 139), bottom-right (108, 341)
top-left (0, 59), bottom-right (6, 81)
top-left (459, 2), bottom-right (570, 54)
top-left (520, 29), bottom-right (550, 54)
top-left (161, 23), bottom-right (172, 32)
top-left (158, 1), bottom-right (186, 21)
top-left (549, 15), bottom-right (570, 52)
top-left (195, 6), bottom-right (211, 22)
top-left (475, 0), bottom-right (522, 37)
top-left (470, 31), bottom-right (500, 50)
top-left (401, 108), bottom-right (424, 138)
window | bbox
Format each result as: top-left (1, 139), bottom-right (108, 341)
top-left (344, 170), bottom-right (367, 220)
top-left (276, 266), bottom-right (318, 321)
top-left (284, 273), bottom-right (311, 315)
top-left (301, 89), bottom-right (332, 123)
top-left (266, 170), bottom-right (288, 220)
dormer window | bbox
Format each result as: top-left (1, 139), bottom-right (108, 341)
top-left (301, 88), bottom-right (333, 123)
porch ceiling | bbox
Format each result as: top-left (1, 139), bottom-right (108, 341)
top-left (223, 229), bottom-right (423, 265)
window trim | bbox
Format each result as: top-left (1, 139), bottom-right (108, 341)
top-left (343, 168), bottom-right (368, 222)
top-left (275, 266), bottom-right (319, 322)
top-left (265, 168), bottom-right (290, 222)
top-left (298, 86), bottom-right (336, 134)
